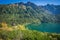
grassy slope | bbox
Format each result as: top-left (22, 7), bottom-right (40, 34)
top-left (0, 20), bottom-right (60, 40)
top-left (0, 30), bottom-right (60, 40)
top-left (0, 24), bottom-right (60, 40)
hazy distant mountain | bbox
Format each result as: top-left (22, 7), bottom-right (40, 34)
top-left (40, 4), bottom-right (60, 22)
top-left (0, 2), bottom-right (59, 25)
top-left (41, 4), bottom-right (60, 14)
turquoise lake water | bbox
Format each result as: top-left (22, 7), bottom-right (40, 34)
top-left (26, 23), bottom-right (60, 33)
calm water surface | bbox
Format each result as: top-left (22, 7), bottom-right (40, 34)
top-left (26, 23), bottom-right (60, 33)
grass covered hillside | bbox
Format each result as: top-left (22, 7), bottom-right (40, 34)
top-left (0, 29), bottom-right (60, 40)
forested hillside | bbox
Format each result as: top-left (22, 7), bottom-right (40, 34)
top-left (0, 2), bottom-right (58, 26)
top-left (0, 2), bottom-right (60, 40)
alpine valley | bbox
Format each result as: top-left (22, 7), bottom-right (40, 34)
top-left (0, 2), bottom-right (60, 40)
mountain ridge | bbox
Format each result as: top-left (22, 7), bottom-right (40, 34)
top-left (0, 2), bottom-right (60, 26)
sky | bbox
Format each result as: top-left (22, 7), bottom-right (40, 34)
top-left (0, 0), bottom-right (60, 5)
